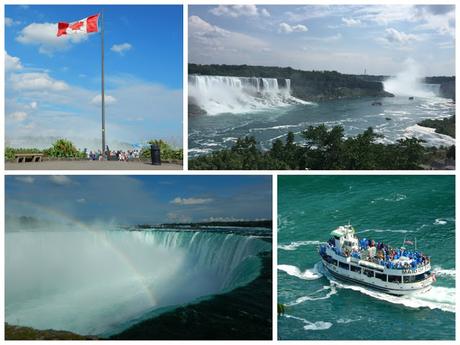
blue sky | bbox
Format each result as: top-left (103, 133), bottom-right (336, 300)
top-left (5, 5), bottom-right (183, 150)
top-left (5, 175), bottom-right (272, 225)
top-left (189, 5), bottom-right (455, 76)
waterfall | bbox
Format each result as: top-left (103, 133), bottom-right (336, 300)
top-left (189, 75), bottom-right (308, 115)
top-left (5, 228), bottom-right (270, 336)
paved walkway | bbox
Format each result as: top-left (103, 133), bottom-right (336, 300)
top-left (6, 160), bottom-right (183, 170)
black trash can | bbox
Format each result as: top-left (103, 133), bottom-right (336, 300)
top-left (150, 144), bottom-right (161, 165)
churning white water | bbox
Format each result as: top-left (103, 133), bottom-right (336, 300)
top-left (5, 228), bottom-right (269, 336)
top-left (383, 60), bottom-right (440, 98)
top-left (189, 75), bottom-right (308, 115)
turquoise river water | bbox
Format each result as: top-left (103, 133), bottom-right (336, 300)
top-left (278, 175), bottom-right (455, 340)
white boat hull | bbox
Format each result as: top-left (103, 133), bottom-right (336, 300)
top-left (322, 259), bottom-right (433, 296)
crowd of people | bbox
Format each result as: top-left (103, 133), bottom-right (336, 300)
top-left (83, 148), bottom-right (141, 162)
top-left (327, 237), bottom-right (430, 270)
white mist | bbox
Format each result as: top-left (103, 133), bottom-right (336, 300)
top-left (5, 227), bottom-right (267, 336)
top-left (383, 59), bottom-right (439, 98)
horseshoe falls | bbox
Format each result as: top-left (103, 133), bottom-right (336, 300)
top-left (5, 227), bottom-right (270, 337)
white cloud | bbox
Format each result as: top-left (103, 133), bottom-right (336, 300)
top-left (189, 16), bottom-right (270, 63)
top-left (260, 9), bottom-right (270, 18)
top-left (210, 5), bottom-right (269, 18)
top-left (353, 5), bottom-right (415, 25)
top-left (342, 17), bottom-right (362, 27)
top-left (170, 197), bottom-right (213, 205)
top-left (10, 72), bottom-right (69, 91)
top-left (29, 101), bottom-right (38, 109)
top-left (15, 176), bottom-right (35, 184)
top-left (76, 198), bottom-right (86, 203)
top-left (90, 94), bottom-right (117, 105)
top-left (16, 22), bottom-right (89, 55)
top-left (9, 111), bottom-right (28, 122)
top-left (6, 73), bottom-right (183, 150)
top-left (383, 28), bottom-right (419, 44)
top-left (5, 17), bottom-right (20, 27)
top-left (302, 33), bottom-right (342, 45)
top-left (279, 23), bottom-right (308, 34)
top-left (353, 5), bottom-right (455, 37)
top-left (5, 51), bottom-right (23, 71)
top-left (49, 176), bottom-right (73, 185)
top-left (414, 5), bottom-right (455, 37)
top-left (111, 43), bottom-right (132, 55)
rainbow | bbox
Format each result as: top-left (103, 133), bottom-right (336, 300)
top-left (7, 200), bottom-right (158, 307)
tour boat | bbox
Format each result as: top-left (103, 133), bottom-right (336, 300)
top-left (319, 225), bottom-right (435, 296)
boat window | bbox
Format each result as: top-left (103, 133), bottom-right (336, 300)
top-left (415, 272), bottom-right (429, 282)
top-left (403, 275), bottom-right (414, 283)
top-left (339, 262), bottom-right (350, 270)
top-left (350, 265), bottom-right (361, 273)
top-left (388, 275), bottom-right (402, 283)
top-left (363, 269), bottom-right (374, 278)
top-left (375, 273), bottom-right (387, 282)
top-left (331, 259), bottom-right (338, 266)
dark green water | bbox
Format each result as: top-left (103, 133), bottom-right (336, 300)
top-left (278, 175), bottom-right (455, 340)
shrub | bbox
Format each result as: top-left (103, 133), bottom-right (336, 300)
top-left (5, 147), bottom-right (44, 161)
top-left (140, 139), bottom-right (183, 161)
top-left (43, 139), bottom-right (86, 158)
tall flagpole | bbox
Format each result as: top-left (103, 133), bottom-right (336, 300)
top-left (101, 11), bottom-right (106, 157)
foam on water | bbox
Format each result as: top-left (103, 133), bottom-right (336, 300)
top-left (321, 264), bottom-right (455, 313)
top-left (434, 218), bottom-right (448, 225)
top-left (337, 317), bottom-right (362, 324)
top-left (278, 240), bottom-right (321, 251)
top-left (286, 286), bottom-right (337, 306)
top-left (284, 314), bottom-right (333, 331)
top-left (278, 263), bottom-right (323, 280)
top-left (403, 124), bottom-right (455, 147)
top-left (432, 266), bottom-right (456, 279)
top-left (357, 228), bottom-right (414, 234)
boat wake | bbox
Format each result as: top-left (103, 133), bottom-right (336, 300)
top-left (357, 228), bottom-right (414, 234)
top-left (286, 285), bottom-right (337, 306)
top-left (432, 266), bottom-right (456, 279)
top-left (283, 314), bottom-right (332, 331)
top-left (321, 263), bottom-right (455, 313)
top-left (278, 240), bottom-right (321, 251)
top-left (278, 263), bottom-right (323, 281)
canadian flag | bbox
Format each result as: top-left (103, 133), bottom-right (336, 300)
top-left (57, 14), bottom-right (100, 37)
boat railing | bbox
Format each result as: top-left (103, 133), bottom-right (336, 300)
top-left (323, 241), bottom-right (431, 270)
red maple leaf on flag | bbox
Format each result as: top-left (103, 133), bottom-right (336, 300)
top-left (70, 21), bottom-right (84, 30)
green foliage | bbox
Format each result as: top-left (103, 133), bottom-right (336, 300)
top-left (44, 139), bottom-right (86, 158)
top-left (5, 147), bottom-right (43, 160)
top-left (6, 139), bottom-right (85, 160)
top-left (139, 139), bottom-right (183, 161)
top-left (278, 304), bottom-right (286, 315)
top-left (418, 116), bottom-right (455, 138)
top-left (189, 125), bottom-right (438, 170)
top-left (447, 145), bottom-right (455, 160)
